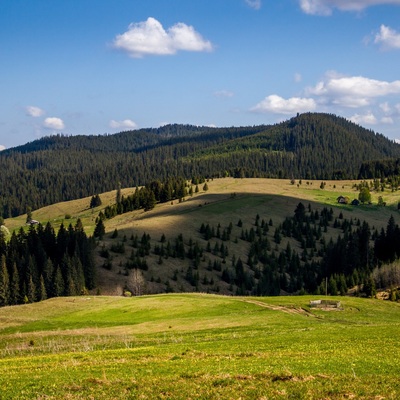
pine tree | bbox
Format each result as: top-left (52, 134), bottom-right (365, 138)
top-left (38, 275), bottom-right (47, 301)
top-left (9, 262), bottom-right (20, 305)
top-left (0, 255), bottom-right (9, 306)
top-left (52, 265), bottom-right (64, 297)
top-left (94, 218), bottom-right (105, 239)
top-left (42, 258), bottom-right (54, 296)
top-left (116, 182), bottom-right (122, 205)
top-left (26, 206), bottom-right (33, 224)
top-left (90, 194), bottom-right (102, 208)
top-left (363, 276), bottom-right (376, 298)
top-left (27, 274), bottom-right (36, 303)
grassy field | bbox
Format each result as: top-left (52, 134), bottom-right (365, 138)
top-left (5, 178), bottom-right (400, 236)
top-left (0, 294), bottom-right (400, 399)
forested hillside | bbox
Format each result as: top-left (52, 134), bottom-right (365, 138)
top-left (1, 113), bottom-right (399, 218)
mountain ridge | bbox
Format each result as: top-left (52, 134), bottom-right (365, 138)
top-left (0, 112), bottom-right (399, 218)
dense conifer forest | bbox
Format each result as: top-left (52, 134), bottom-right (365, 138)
top-left (0, 220), bottom-right (95, 306)
top-left (1, 112), bottom-right (400, 218)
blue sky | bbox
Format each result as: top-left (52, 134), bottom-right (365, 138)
top-left (1, 0), bottom-right (400, 150)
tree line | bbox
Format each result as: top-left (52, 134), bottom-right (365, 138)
top-left (0, 220), bottom-right (96, 306)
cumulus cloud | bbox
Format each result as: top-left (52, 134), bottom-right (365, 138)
top-left (0, 145), bottom-right (5, 151)
top-left (26, 105), bottom-right (45, 117)
top-left (350, 111), bottom-right (378, 125)
top-left (308, 73), bottom-right (400, 107)
top-left (112, 17), bottom-right (213, 58)
top-left (299, 0), bottom-right (400, 16)
top-left (109, 119), bottom-right (138, 129)
top-left (43, 117), bottom-right (65, 130)
top-left (245, 0), bottom-right (262, 10)
top-left (379, 101), bottom-right (392, 114)
top-left (251, 94), bottom-right (317, 114)
top-left (374, 24), bottom-right (400, 50)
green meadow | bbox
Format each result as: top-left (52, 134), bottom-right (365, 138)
top-left (1, 294), bottom-right (400, 399)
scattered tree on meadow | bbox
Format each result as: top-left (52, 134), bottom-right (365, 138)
top-left (90, 194), bottom-right (102, 208)
top-left (358, 187), bottom-right (371, 204)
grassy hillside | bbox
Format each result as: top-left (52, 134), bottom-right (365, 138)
top-left (0, 294), bottom-right (399, 399)
top-left (5, 177), bottom-right (400, 296)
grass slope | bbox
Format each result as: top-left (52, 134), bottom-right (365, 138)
top-left (5, 178), bottom-right (400, 296)
top-left (0, 294), bottom-right (400, 399)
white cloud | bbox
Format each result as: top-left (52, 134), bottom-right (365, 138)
top-left (43, 117), bottom-right (65, 130)
top-left (350, 111), bottom-right (378, 125)
top-left (251, 94), bottom-right (317, 114)
top-left (26, 106), bottom-right (45, 117)
top-left (299, 0), bottom-right (400, 16)
top-left (381, 116), bottom-right (394, 124)
top-left (379, 101), bottom-right (391, 114)
top-left (109, 119), bottom-right (138, 129)
top-left (308, 73), bottom-right (400, 107)
top-left (0, 145), bottom-right (5, 151)
top-left (245, 0), bottom-right (262, 10)
top-left (395, 138), bottom-right (400, 144)
top-left (214, 90), bottom-right (234, 98)
top-left (374, 24), bottom-right (400, 50)
top-left (112, 17), bottom-right (213, 58)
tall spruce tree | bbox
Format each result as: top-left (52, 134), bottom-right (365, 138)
top-left (0, 255), bottom-right (9, 306)
top-left (9, 262), bottom-right (20, 305)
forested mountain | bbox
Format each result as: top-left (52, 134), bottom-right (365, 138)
top-left (1, 113), bottom-right (399, 218)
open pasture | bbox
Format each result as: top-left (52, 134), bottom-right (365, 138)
top-left (5, 178), bottom-right (400, 237)
top-left (1, 294), bottom-right (400, 399)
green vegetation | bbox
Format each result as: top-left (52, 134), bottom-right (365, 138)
top-left (2, 113), bottom-right (400, 218)
top-left (2, 177), bottom-right (400, 300)
top-left (0, 294), bottom-right (399, 399)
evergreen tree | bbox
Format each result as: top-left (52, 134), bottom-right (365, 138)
top-left (9, 262), bottom-right (20, 305)
top-left (328, 276), bottom-right (338, 296)
top-left (116, 182), bottom-right (122, 205)
top-left (0, 255), bottom-right (9, 306)
top-left (363, 276), bottom-right (376, 298)
top-left (142, 188), bottom-right (156, 211)
top-left (94, 218), bottom-right (105, 239)
top-left (52, 266), bottom-right (64, 297)
top-left (38, 275), bottom-right (47, 301)
top-left (26, 206), bottom-right (33, 224)
top-left (27, 274), bottom-right (36, 303)
top-left (90, 194), bottom-right (102, 208)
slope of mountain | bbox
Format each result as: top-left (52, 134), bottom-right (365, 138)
top-left (0, 113), bottom-right (399, 218)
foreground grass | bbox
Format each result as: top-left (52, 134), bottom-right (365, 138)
top-left (1, 294), bottom-right (400, 399)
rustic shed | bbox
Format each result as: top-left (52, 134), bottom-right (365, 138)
top-left (309, 299), bottom-right (342, 309)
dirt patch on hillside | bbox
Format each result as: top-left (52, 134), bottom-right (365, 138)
top-left (240, 299), bottom-right (315, 317)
